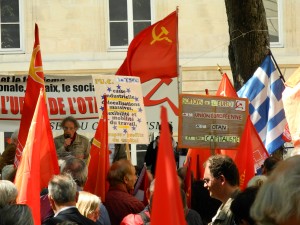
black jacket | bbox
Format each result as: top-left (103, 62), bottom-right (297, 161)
top-left (42, 207), bottom-right (96, 225)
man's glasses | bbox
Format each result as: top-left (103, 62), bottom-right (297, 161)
top-left (203, 176), bottom-right (221, 184)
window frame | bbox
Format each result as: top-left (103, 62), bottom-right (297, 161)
top-left (265, 0), bottom-right (283, 48)
top-left (107, 0), bottom-right (154, 51)
top-left (0, 0), bottom-right (24, 53)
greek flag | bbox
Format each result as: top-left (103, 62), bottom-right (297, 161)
top-left (238, 55), bottom-right (286, 154)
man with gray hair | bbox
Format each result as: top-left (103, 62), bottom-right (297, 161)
top-left (54, 116), bottom-right (90, 163)
top-left (41, 156), bottom-right (109, 225)
top-left (0, 204), bottom-right (34, 225)
top-left (251, 155), bottom-right (300, 225)
top-left (60, 156), bottom-right (88, 189)
top-left (42, 173), bottom-right (96, 225)
top-left (41, 156), bottom-right (88, 222)
top-left (0, 180), bottom-right (18, 208)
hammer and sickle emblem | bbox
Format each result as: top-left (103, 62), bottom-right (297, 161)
top-left (151, 24), bottom-right (173, 45)
top-left (92, 138), bottom-right (101, 148)
top-left (29, 45), bottom-right (44, 85)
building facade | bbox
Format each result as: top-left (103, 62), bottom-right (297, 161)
top-left (2, 1), bottom-right (298, 82)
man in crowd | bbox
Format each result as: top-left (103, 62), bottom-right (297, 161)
top-left (60, 156), bottom-right (88, 190)
top-left (43, 173), bottom-right (96, 225)
top-left (54, 116), bottom-right (90, 163)
top-left (251, 155), bottom-right (300, 225)
top-left (0, 130), bottom-right (18, 173)
top-left (261, 156), bottom-right (280, 176)
top-left (0, 180), bottom-right (18, 208)
top-left (203, 155), bottom-right (240, 225)
top-left (144, 123), bottom-right (178, 176)
top-left (105, 159), bottom-right (145, 225)
top-left (61, 156), bottom-right (111, 225)
top-left (41, 156), bottom-right (111, 225)
top-left (41, 156), bottom-right (88, 222)
top-left (230, 186), bottom-right (259, 225)
top-left (120, 179), bottom-right (155, 225)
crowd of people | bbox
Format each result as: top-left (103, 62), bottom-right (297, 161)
top-left (1, 116), bottom-right (300, 225)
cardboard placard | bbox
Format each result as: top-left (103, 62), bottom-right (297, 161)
top-left (179, 94), bottom-right (248, 149)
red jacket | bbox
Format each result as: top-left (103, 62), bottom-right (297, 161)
top-left (105, 184), bottom-right (145, 225)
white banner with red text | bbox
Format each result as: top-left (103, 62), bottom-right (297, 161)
top-left (0, 75), bottom-right (179, 140)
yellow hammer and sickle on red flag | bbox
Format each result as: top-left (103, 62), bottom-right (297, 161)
top-left (29, 45), bottom-right (44, 85)
top-left (93, 138), bottom-right (101, 148)
top-left (150, 24), bottom-right (173, 45)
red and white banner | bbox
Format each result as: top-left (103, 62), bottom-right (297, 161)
top-left (0, 75), bottom-right (178, 136)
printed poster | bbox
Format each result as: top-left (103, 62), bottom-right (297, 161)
top-left (92, 75), bottom-right (149, 144)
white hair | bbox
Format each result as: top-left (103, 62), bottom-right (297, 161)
top-left (251, 155), bottom-right (300, 225)
top-left (0, 180), bottom-right (18, 207)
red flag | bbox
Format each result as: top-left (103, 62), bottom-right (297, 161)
top-left (116, 10), bottom-right (178, 83)
top-left (215, 73), bottom-right (238, 159)
top-left (15, 24), bottom-right (45, 167)
top-left (249, 120), bottom-right (269, 171)
top-left (186, 148), bottom-right (211, 181)
top-left (216, 73), bottom-right (238, 97)
top-left (183, 157), bottom-right (192, 208)
top-left (235, 116), bottom-right (255, 190)
top-left (15, 90), bottom-right (59, 225)
top-left (216, 73), bottom-right (269, 170)
top-left (84, 96), bottom-right (109, 202)
top-left (151, 106), bottom-right (186, 225)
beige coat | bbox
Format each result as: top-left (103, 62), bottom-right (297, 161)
top-left (54, 133), bottom-right (90, 161)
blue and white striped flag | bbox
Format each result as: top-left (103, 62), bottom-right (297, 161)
top-left (238, 55), bottom-right (286, 154)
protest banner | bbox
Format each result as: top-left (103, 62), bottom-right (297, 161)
top-left (178, 94), bottom-right (248, 149)
top-left (0, 75), bottom-right (178, 138)
top-left (92, 75), bottom-right (149, 144)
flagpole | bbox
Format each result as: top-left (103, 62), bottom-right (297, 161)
top-left (210, 136), bottom-right (215, 155)
top-left (176, 6), bottom-right (179, 78)
top-left (268, 48), bottom-right (286, 83)
top-left (217, 64), bottom-right (224, 76)
top-left (125, 133), bottom-right (131, 162)
top-left (176, 6), bottom-right (180, 96)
